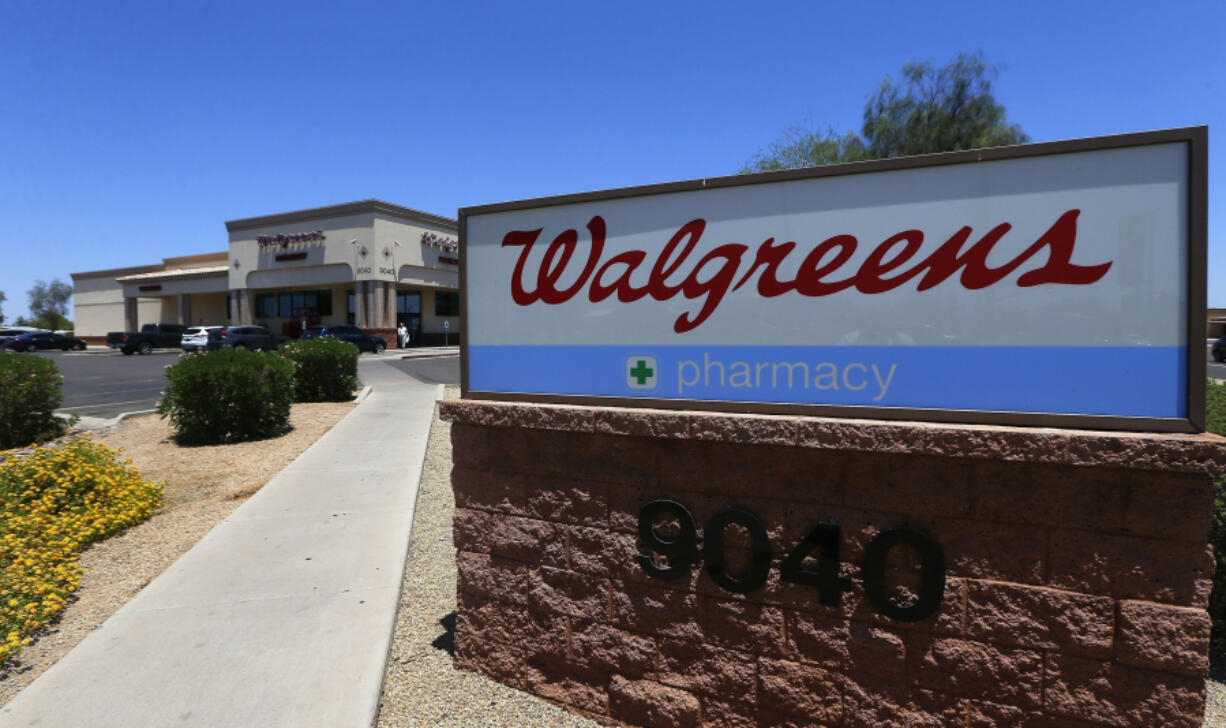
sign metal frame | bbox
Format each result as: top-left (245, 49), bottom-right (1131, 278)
top-left (458, 126), bottom-right (1208, 433)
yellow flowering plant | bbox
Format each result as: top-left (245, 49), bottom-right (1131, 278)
top-left (0, 437), bottom-right (162, 663)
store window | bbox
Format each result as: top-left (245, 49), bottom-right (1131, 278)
top-left (254, 291), bottom-right (332, 319)
top-left (255, 294), bottom-right (276, 318)
top-left (347, 290), bottom-right (355, 325)
top-left (397, 292), bottom-right (421, 314)
top-left (435, 291), bottom-right (460, 316)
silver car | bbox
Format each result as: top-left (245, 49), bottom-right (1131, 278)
top-left (181, 326), bottom-right (224, 352)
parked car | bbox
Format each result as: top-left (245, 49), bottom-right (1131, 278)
top-left (1214, 336), bottom-right (1226, 363)
top-left (299, 324), bottom-right (387, 353)
top-left (181, 326), bottom-right (224, 353)
top-left (0, 328), bottom-right (45, 348)
top-left (5, 331), bottom-right (87, 352)
top-left (219, 325), bottom-right (284, 351)
top-left (106, 323), bottom-right (187, 355)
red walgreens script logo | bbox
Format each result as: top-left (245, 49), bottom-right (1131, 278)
top-left (501, 210), bottom-right (1112, 334)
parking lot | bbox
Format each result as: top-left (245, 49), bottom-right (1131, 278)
top-left (1209, 339), bottom-right (1226, 381)
top-left (15, 347), bottom-right (458, 421)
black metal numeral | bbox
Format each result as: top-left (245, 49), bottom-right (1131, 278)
top-left (635, 500), bottom-right (946, 620)
top-left (636, 499), bottom-right (698, 581)
top-left (703, 506), bottom-right (773, 594)
top-left (779, 523), bottom-right (853, 607)
top-left (862, 527), bottom-right (946, 623)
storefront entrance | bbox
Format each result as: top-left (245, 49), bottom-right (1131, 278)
top-left (396, 291), bottom-right (421, 346)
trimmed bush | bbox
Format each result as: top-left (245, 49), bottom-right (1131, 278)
top-left (0, 354), bottom-right (67, 450)
top-left (1, 437), bottom-right (162, 662)
top-left (158, 347), bottom-right (294, 445)
top-left (279, 338), bottom-right (360, 402)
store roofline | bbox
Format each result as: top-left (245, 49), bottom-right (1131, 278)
top-left (116, 265), bottom-right (230, 283)
top-left (71, 263), bottom-right (164, 281)
top-left (163, 251), bottom-right (228, 267)
top-left (225, 199), bottom-right (458, 233)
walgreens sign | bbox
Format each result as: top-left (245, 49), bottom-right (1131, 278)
top-left (461, 128), bottom-right (1206, 431)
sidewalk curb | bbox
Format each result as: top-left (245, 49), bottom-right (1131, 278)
top-left (68, 348), bottom-right (181, 356)
top-left (57, 408), bottom-right (158, 430)
top-left (353, 385), bottom-right (373, 404)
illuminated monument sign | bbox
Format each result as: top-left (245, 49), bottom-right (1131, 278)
top-left (446, 128), bottom-right (1218, 728)
top-left (460, 128), bottom-right (1206, 432)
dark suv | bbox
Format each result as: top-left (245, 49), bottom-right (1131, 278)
top-left (219, 325), bottom-right (284, 351)
top-left (300, 324), bottom-right (386, 353)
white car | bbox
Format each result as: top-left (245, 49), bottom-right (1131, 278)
top-left (180, 326), bottom-right (224, 352)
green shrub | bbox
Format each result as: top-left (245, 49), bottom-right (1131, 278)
top-left (158, 348), bottom-right (294, 445)
top-left (278, 338), bottom-right (359, 402)
top-left (1208, 379), bottom-right (1226, 664)
top-left (0, 355), bottom-right (67, 449)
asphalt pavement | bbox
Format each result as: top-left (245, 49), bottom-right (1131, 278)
top-left (36, 349), bottom-right (174, 420)
top-left (14, 347), bottom-right (459, 421)
top-left (1208, 339), bottom-right (1226, 380)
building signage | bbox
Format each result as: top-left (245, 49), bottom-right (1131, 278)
top-left (460, 128), bottom-right (1207, 431)
top-left (258, 231), bottom-right (325, 248)
top-left (422, 231), bottom-right (459, 251)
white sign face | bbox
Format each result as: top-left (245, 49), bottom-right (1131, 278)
top-left (462, 132), bottom-right (1203, 429)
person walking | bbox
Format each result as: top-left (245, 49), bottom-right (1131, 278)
top-left (397, 322), bottom-right (408, 349)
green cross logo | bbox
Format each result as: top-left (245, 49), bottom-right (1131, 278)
top-left (626, 355), bottom-right (657, 390)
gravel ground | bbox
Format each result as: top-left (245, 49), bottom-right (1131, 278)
top-left (1208, 669), bottom-right (1225, 727)
top-left (376, 386), bottom-right (600, 728)
top-left (0, 401), bottom-right (354, 707)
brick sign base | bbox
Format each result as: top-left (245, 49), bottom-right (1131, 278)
top-left (439, 400), bottom-right (1226, 728)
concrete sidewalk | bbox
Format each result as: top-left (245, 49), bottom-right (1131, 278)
top-left (1, 362), bottom-right (440, 727)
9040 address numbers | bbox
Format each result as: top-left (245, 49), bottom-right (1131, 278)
top-left (636, 498), bottom-right (946, 623)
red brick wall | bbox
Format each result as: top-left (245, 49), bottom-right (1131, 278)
top-left (440, 401), bottom-right (1226, 728)
top-left (366, 328), bottom-right (396, 348)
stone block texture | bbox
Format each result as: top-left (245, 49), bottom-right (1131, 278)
top-left (441, 400), bottom-right (1224, 728)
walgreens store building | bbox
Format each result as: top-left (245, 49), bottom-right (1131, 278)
top-left (72, 200), bottom-right (460, 347)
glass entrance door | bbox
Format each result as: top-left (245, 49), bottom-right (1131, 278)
top-left (396, 292), bottom-right (422, 346)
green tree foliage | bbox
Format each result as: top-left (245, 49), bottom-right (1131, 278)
top-left (741, 127), bottom-right (869, 173)
top-left (0, 291), bottom-right (6, 325)
top-left (25, 279), bottom-right (73, 331)
top-left (742, 51), bottom-right (1027, 173)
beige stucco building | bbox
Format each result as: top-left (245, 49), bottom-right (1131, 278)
top-left (71, 200), bottom-right (460, 346)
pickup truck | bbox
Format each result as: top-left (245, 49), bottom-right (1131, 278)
top-left (106, 323), bottom-right (187, 355)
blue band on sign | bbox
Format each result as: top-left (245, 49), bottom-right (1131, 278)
top-left (467, 345), bottom-right (1186, 418)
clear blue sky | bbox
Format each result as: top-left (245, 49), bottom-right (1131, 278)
top-left (1, 0), bottom-right (1222, 321)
